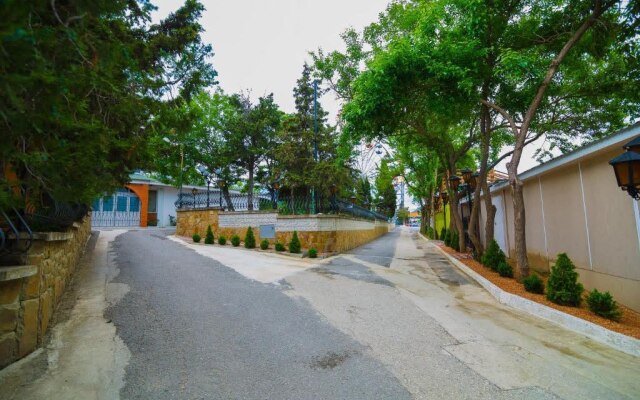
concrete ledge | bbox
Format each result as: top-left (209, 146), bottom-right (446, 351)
top-left (0, 265), bottom-right (37, 281)
top-left (420, 234), bottom-right (640, 358)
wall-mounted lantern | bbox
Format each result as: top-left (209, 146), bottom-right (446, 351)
top-left (609, 136), bottom-right (640, 200)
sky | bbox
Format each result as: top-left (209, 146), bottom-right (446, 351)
top-left (153, 0), bottom-right (551, 210)
top-left (154, 0), bottom-right (390, 119)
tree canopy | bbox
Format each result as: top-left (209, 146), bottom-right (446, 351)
top-left (1, 0), bottom-right (216, 208)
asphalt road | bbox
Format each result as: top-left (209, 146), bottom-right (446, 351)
top-left (3, 227), bottom-right (638, 400)
top-left (106, 229), bottom-right (411, 400)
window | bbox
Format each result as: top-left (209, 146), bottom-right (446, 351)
top-left (117, 196), bottom-right (128, 212)
top-left (130, 197), bottom-right (140, 212)
top-left (102, 196), bottom-right (114, 212)
top-left (148, 190), bottom-right (157, 213)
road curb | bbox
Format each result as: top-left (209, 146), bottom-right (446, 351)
top-left (418, 233), bottom-right (640, 358)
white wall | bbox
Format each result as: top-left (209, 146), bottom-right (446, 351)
top-left (153, 186), bottom-right (179, 227)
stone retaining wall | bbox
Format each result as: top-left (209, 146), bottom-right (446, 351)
top-left (176, 209), bottom-right (392, 253)
top-left (0, 216), bottom-right (91, 369)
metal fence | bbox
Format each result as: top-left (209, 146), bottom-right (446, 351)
top-left (176, 189), bottom-right (389, 222)
top-left (1, 198), bottom-right (89, 258)
top-left (175, 190), bottom-right (272, 211)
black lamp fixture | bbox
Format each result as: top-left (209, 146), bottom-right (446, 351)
top-left (461, 168), bottom-right (472, 184)
top-left (439, 190), bottom-right (449, 203)
top-left (609, 136), bottom-right (640, 200)
top-left (449, 175), bottom-right (461, 192)
top-left (470, 172), bottom-right (479, 190)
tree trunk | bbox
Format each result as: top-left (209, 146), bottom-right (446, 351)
top-left (467, 109), bottom-right (489, 255)
top-left (247, 162), bottom-right (254, 211)
top-left (483, 177), bottom-right (496, 245)
top-left (447, 164), bottom-right (465, 252)
top-left (222, 186), bottom-right (235, 212)
top-left (511, 177), bottom-right (528, 279)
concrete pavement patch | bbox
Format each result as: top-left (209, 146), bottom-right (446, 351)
top-left (421, 234), bottom-right (640, 358)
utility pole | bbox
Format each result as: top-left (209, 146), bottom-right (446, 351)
top-left (312, 79), bottom-right (319, 214)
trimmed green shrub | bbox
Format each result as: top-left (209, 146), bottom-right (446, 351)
top-left (587, 289), bottom-right (621, 321)
top-left (496, 261), bottom-right (513, 278)
top-left (244, 227), bottom-right (256, 249)
top-left (440, 227), bottom-right (446, 242)
top-left (523, 274), bottom-right (545, 294)
top-left (546, 253), bottom-right (584, 306)
top-left (205, 225), bottom-right (214, 245)
top-left (308, 248), bottom-right (318, 258)
top-left (275, 242), bottom-right (286, 252)
top-left (451, 230), bottom-right (460, 251)
top-left (218, 236), bottom-right (227, 245)
top-left (260, 239), bottom-right (269, 250)
top-left (289, 231), bottom-right (301, 254)
top-left (481, 240), bottom-right (506, 271)
top-left (426, 227), bottom-right (435, 239)
top-left (192, 233), bottom-right (201, 243)
top-left (231, 235), bottom-right (241, 247)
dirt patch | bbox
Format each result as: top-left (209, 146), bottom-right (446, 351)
top-left (436, 243), bottom-right (640, 340)
top-left (310, 351), bottom-right (353, 370)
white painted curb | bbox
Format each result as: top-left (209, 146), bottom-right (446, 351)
top-left (419, 234), bottom-right (640, 358)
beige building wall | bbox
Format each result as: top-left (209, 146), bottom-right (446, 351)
top-left (484, 133), bottom-right (640, 312)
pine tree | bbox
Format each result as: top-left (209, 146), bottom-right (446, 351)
top-left (0, 1), bottom-right (216, 209)
top-left (275, 64), bottom-right (348, 199)
top-left (244, 227), bottom-right (256, 249)
top-left (546, 253), bottom-right (584, 306)
top-left (289, 231), bottom-right (301, 254)
top-left (205, 225), bottom-right (214, 245)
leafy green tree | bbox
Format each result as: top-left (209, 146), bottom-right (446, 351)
top-left (374, 159), bottom-right (397, 218)
top-left (226, 93), bottom-right (282, 210)
top-left (1, 0), bottom-right (216, 208)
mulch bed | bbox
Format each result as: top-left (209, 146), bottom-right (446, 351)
top-left (435, 242), bottom-right (640, 340)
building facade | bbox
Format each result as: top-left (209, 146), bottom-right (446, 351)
top-left (475, 124), bottom-right (640, 312)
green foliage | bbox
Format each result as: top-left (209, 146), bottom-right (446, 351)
top-left (260, 239), bottom-right (269, 250)
top-left (274, 63), bottom-right (349, 198)
top-left (497, 261), bottom-right (514, 278)
top-left (308, 248), bottom-right (318, 258)
top-left (231, 235), bottom-right (241, 247)
top-left (396, 208), bottom-right (410, 224)
top-left (218, 236), bottom-right (227, 245)
top-left (0, 0), bottom-right (216, 208)
top-left (289, 231), bottom-right (301, 254)
top-left (546, 253), bottom-right (584, 307)
top-left (523, 274), bottom-right (545, 294)
top-left (375, 158), bottom-right (397, 218)
top-left (192, 233), bottom-right (201, 243)
top-left (275, 242), bottom-right (286, 252)
top-left (244, 227), bottom-right (256, 249)
top-left (482, 240), bottom-right (507, 271)
top-left (205, 225), bottom-right (214, 245)
top-left (426, 227), bottom-right (435, 239)
top-left (587, 289), bottom-right (621, 321)
top-left (451, 230), bottom-right (460, 252)
top-left (440, 227), bottom-right (446, 242)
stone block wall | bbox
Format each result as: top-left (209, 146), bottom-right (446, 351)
top-left (0, 216), bottom-right (91, 369)
top-left (175, 207), bottom-right (223, 237)
top-left (176, 209), bottom-right (392, 253)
